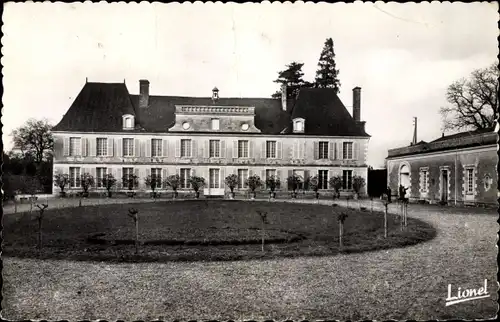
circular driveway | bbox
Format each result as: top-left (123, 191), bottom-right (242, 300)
top-left (2, 199), bottom-right (497, 320)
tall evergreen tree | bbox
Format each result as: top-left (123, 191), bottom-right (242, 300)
top-left (272, 62), bottom-right (311, 99)
top-left (314, 38), bottom-right (341, 93)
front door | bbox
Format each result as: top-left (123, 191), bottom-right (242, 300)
top-left (206, 168), bottom-right (224, 196)
top-left (441, 170), bottom-right (448, 202)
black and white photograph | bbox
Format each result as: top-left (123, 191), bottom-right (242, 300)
top-left (1, 1), bottom-right (498, 320)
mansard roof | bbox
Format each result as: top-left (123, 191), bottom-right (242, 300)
top-left (53, 82), bottom-right (370, 137)
top-left (387, 127), bottom-right (497, 158)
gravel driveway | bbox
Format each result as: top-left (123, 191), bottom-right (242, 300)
top-left (2, 199), bottom-right (497, 320)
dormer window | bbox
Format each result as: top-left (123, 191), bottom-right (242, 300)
top-left (293, 118), bottom-right (305, 133)
top-left (211, 118), bottom-right (220, 130)
top-left (122, 114), bottom-right (135, 130)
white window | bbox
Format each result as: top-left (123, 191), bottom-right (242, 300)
top-left (238, 140), bottom-right (249, 158)
top-left (318, 170), bottom-right (328, 190)
top-left (96, 138), bottom-right (107, 156)
top-left (466, 168), bottom-right (474, 194)
top-left (123, 138), bottom-right (134, 157)
top-left (237, 169), bottom-right (248, 189)
top-left (180, 168), bottom-right (191, 189)
top-left (209, 169), bottom-right (220, 188)
top-left (151, 168), bottom-right (162, 188)
top-left (318, 141), bottom-right (329, 159)
top-left (182, 122), bottom-right (190, 130)
top-left (293, 118), bottom-right (305, 133)
top-left (151, 139), bottom-right (162, 157)
top-left (241, 123), bottom-right (249, 131)
top-left (69, 137), bottom-right (81, 156)
top-left (211, 119), bottom-right (220, 130)
top-left (123, 115), bottom-right (134, 129)
top-left (343, 142), bottom-right (353, 159)
top-left (69, 167), bottom-right (81, 188)
top-left (123, 167), bottom-right (134, 187)
top-left (266, 141), bottom-right (277, 158)
top-left (342, 170), bottom-right (353, 190)
top-left (96, 167), bottom-right (107, 188)
top-left (181, 139), bottom-right (192, 157)
top-left (209, 140), bottom-right (221, 158)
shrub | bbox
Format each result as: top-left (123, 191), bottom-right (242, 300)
top-left (164, 174), bottom-right (181, 198)
top-left (352, 175), bottom-right (366, 195)
top-left (54, 173), bottom-right (69, 193)
top-left (80, 173), bottom-right (95, 194)
top-left (225, 174), bottom-right (238, 196)
top-left (123, 174), bottom-right (139, 190)
top-left (329, 175), bottom-right (342, 198)
top-left (246, 175), bottom-right (263, 194)
top-left (265, 175), bottom-right (281, 192)
top-left (286, 174), bottom-right (303, 196)
top-left (188, 176), bottom-right (206, 197)
top-left (102, 174), bottom-right (117, 197)
top-left (145, 174), bottom-right (162, 195)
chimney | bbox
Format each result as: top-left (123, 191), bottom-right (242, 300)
top-left (281, 84), bottom-right (287, 111)
top-left (139, 79), bottom-right (150, 108)
top-left (412, 117), bottom-right (417, 145)
top-left (352, 87), bottom-right (361, 121)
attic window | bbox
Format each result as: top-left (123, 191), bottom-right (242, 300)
top-left (122, 114), bottom-right (135, 130)
top-left (293, 118), bottom-right (305, 133)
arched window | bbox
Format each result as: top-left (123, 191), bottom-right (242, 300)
top-left (293, 118), bottom-right (305, 133)
top-left (122, 114), bottom-right (135, 129)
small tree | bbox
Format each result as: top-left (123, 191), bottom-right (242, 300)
top-left (265, 175), bottom-right (281, 199)
top-left (102, 173), bottom-right (117, 198)
top-left (257, 210), bottom-right (269, 252)
top-left (127, 208), bottom-right (139, 254)
top-left (54, 173), bottom-right (69, 197)
top-left (35, 203), bottom-right (48, 250)
top-left (286, 174), bottom-right (303, 198)
top-left (80, 173), bottom-right (95, 197)
top-left (329, 175), bottom-right (342, 199)
top-left (352, 175), bottom-right (365, 200)
top-left (188, 176), bottom-right (206, 199)
top-left (225, 174), bottom-right (238, 199)
top-left (123, 174), bottom-right (139, 198)
top-left (337, 211), bottom-right (348, 251)
top-left (307, 175), bottom-right (320, 199)
top-left (145, 174), bottom-right (162, 199)
top-left (164, 174), bottom-right (181, 199)
top-left (246, 175), bottom-right (263, 199)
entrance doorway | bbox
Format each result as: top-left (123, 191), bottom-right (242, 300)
top-left (441, 170), bottom-right (448, 203)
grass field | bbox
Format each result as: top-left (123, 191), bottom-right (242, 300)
top-left (2, 200), bottom-right (435, 262)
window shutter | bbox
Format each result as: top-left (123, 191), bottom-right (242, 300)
top-left (249, 169), bottom-right (253, 178)
top-left (221, 141), bottom-right (226, 158)
top-left (277, 142), bottom-right (283, 159)
top-left (133, 139), bottom-right (139, 157)
top-left (233, 141), bottom-right (238, 158)
top-left (191, 140), bottom-right (196, 158)
top-left (338, 142), bottom-right (343, 160)
top-left (293, 141), bottom-right (298, 159)
top-left (329, 142), bottom-right (335, 160)
top-left (249, 141), bottom-right (254, 158)
top-left (304, 170), bottom-right (310, 190)
top-left (117, 139), bottom-right (123, 157)
top-left (299, 141), bottom-right (305, 159)
top-left (334, 142), bottom-right (337, 160)
top-left (107, 138), bottom-right (113, 156)
top-left (176, 168), bottom-right (180, 176)
top-left (287, 170), bottom-right (293, 190)
top-left (146, 168), bottom-right (151, 177)
top-left (162, 140), bottom-right (168, 157)
top-left (191, 168), bottom-right (196, 177)
top-left (277, 170), bottom-right (282, 184)
top-left (261, 170), bottom-right (266, 181)
top-left (134, 168), bottom-right (140, 187)
top-left (91, 167), bottom-right (96, 179)
top-left (221, 168), bottom-right (226, 188)
top-left (116, 168), bottom-right (122, 189)
top-left (313, 142), bottom-right (319, 160)
top-left (353, 142), bottom-right (358, 160)
top-left (63, 138), bottom-right (70, 156)
top-left (204, 140), bottom-right (209, 158)
top-left (262, 142), bottom-right (266, 159)
top-left (81, 138), bottom-right (88, 156)
top-left (175, 140), bottom-right (181, 157)
top-left (146, 139), bottom-right (151, 157)
top-left (90, 138), bottom-right (97, 157)
top-left (162, 169), bottom-right (168, 187)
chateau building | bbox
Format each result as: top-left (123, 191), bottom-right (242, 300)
top-left (386, 127), bottom-right (497, 205)
top-left (52, 80), bottom-right (370, 197)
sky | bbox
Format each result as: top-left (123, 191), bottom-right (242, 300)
top-left (2, 1), bottom-right (498, 168)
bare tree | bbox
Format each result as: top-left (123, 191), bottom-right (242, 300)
top-left (440, 63), bottom-right (499, 131)
top-left (11, 119), bottom-right (54, 164)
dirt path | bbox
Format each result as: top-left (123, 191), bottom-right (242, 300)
top-left (2, 200), bottom-right (497, 320)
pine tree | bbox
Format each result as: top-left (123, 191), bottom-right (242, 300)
top-left (272, 62), bottom-right (311, 99)
top-left (314, 38), bottom-right (341, 93)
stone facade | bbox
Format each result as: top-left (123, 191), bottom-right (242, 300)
top-left (386, 130), bottom-right (497, 205)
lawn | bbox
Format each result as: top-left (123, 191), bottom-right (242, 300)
top-left (2, 200), bottom-right (436, 262)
